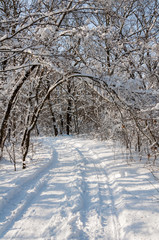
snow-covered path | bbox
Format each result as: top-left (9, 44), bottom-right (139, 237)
top-left (0, 137), bottom-right (159, 240)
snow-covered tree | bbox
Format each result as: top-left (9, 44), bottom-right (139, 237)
top-left (0, 0), bottom-right (158, 168)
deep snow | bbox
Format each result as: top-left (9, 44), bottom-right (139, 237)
top-left (0, 136), bottom-right (159, 240)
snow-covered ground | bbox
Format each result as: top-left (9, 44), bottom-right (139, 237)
top-left (0, 136), bottom-right (159, 240)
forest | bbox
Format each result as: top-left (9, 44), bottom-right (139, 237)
top-left (0, 0), bottom-right (159, 169)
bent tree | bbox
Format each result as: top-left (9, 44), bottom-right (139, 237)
top-left (0, 65), bottom-right (38, 157)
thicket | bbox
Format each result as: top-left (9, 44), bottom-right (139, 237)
top-left (0, 0), bottom-right (158, 169)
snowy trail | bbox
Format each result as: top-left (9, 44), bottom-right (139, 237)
top-left (0, 136), bottom-right (159, 240)
top-left (67, 141), bottom-right (121, 240)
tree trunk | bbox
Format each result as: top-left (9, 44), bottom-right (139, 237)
top-left (0, 65), bottom-right (37, 158)
top-left (47, 94), bottom-right (58, 136)
top-left (66, 81), bottom-right (72, 135)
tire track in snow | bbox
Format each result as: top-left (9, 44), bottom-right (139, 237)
top-left (39, 139), bottom-right (90, 240)
top-left (69, 139), bottom-right (122, 240)
top-left (0, 145), bottom-right (58, 239)
top-left (50, 139), bottom-right (95, 239)
top-left (63, 140), bottom-right (90, 239)
top-left (87, 146), bottom-right (123, 240)
top-left (65, 138), bottom-right (119, 239)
